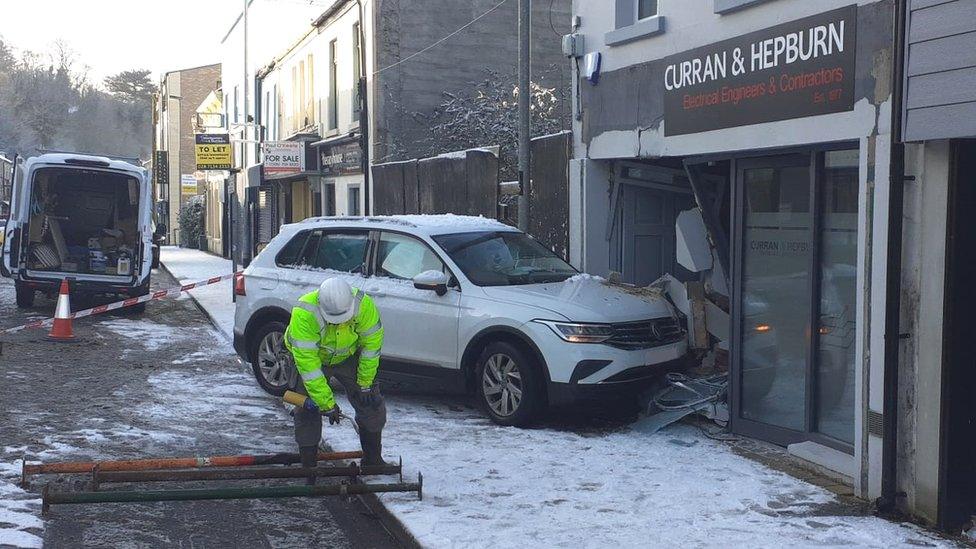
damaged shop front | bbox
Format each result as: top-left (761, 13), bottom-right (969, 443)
top-left (570, 0), bottom-right (897, 503)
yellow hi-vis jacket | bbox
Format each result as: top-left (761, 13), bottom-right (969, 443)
top-left (284, 287), bottom-right (384, 410)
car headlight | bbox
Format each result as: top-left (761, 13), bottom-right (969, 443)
top-left (535, 320), bottom-right (613, 344)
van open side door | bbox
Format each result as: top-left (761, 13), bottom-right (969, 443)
top-left (1, 156), bottom-right (24, 277)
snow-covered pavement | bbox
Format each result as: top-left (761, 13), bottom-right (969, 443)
top-left (159, 246), bottom-right (236, 339)
top-left (0, 470), bottom-right (43, 549)
top-left (163, 246), bottom-right (954, 548)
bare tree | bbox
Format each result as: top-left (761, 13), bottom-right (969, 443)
top-left (401, 68), bottom-right (568, 180)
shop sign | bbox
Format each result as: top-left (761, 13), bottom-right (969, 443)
top-left (153, 150), bottom-right (168, 189)
top-left (262, 141), bottom-right (305, 176)
top-left (180, 174), bottom-right (198, 196)
top-left (663, 5), bottom-right (856, 136)
top-left (320, 140), bottom-right (362, 177)
top-left (195, 133), bottom-right (232, 170)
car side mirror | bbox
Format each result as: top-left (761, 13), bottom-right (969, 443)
top-left (154, 224), bottom-right (167, 239)
top-left (413, 270), bottom-right (449, 296)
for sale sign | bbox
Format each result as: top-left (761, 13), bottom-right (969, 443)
top-left (662, 5), bottom-right (856, 136)
top-left (195, 134), bottom-right (232, 170)
top-left (262, 141), bottom-right (305, 176)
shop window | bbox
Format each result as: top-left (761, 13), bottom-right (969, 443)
top-left (714, 0), bottom-right (776, 15)
top-left (348, 185), bottom-right (361, 216)
top-left (733, 147), bottom-right (859, 450)
top-left (606, 0), bottom-right (665, 47)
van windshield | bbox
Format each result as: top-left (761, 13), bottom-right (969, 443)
top-left (432, 231), bottom-right (577, 286)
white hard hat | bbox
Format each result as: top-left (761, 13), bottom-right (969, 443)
top-left (317, 278), bottom-right (355, 324)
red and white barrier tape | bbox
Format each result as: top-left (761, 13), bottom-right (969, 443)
top-left (0, 272), bottom-right (241, 336)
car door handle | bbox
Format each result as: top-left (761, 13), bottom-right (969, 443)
top-left (367, 287), bottom-right (386, 297)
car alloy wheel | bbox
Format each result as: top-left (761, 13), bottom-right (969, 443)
top-left (257, 330), bottom-right (292, 389)
top-left (482, 352), bottom-right (523, 417)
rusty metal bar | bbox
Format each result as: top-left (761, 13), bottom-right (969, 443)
top-left (23, 450), bottom-right (362, 478)
top-left (91, 463), bottom-right (400, 485)
top-left (43, 473), bottom-right (423, 512)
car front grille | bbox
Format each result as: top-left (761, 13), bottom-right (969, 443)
top-left (607, 317), bottom-right (686, 350)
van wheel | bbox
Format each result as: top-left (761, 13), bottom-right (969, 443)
top-left (476, 341), bottom-right (543, 427)
top-left (249, 321), bottom-right (293, 396)
top-left (15, 283), bottom-right (34, 308)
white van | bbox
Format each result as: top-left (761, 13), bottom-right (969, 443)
top-left (1, 153), bottom-right (159, 310)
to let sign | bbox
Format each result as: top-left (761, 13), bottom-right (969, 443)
top-left (195, 134), bottom-right (232, 170)
top-left (663, 5), bottom-right (857, 136)
top-left (262, 141), bottom-right (305, 176)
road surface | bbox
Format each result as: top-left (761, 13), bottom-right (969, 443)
top-left (0, 268), bottom-right (403, 548)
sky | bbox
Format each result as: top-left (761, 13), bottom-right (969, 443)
top-left (0, 0), bottom-right (247, 83)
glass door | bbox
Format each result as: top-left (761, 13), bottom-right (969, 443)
top-left (734, 155), bottom-right (813, 443)
top-left (731, 149), bottom-right (859, 450)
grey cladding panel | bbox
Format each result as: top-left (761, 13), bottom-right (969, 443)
top-left (910, 0), bottom-right (958, 11)
top-left (904, 0), bottom-right (976, 140)
top-left (905, 102), bottom-right (976, 141)
top-left (908, 0), bottom-right (976, 43)
top-left (906, 31), bottom-right (976, 76)
top-left (905, 67), bottom-right (976, 109)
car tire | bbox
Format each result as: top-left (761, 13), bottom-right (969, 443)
top-left (15, 282), bottom-right (34, 308)
top-left (476, 341), bottom-right (543, 427)
top-left (249, 321), bottom-right (294, 396)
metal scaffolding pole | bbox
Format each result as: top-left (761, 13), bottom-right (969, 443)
top-left (91, 463), bottom-right (402, 487)
top-left (22, 450), bottom-right (363, 483)
top-left (42, 474), bottom-right (423, 512)
top-left (517, 0), bottom-right (531, 232)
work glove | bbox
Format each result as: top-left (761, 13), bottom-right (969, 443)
top-left (359, 386), bottom-right (380, 408)
top-left (322, 404), bottom-right (343, 425)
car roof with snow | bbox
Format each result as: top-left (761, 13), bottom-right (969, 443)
top-left (26, 153), bottom-right (144, 174)
top-left (288, 214), bottom-right (520, 236)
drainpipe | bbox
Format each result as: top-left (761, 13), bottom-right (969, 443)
top-left (879, 0), bottom-right (908, 513)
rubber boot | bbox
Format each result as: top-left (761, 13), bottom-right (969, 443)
top-left (359, 430), bottom-right (385, 467)
top-left (299, 445), bottom-right (318, 485)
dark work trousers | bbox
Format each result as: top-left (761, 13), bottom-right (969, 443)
top-left (289, 353), bottom-right (387, 448)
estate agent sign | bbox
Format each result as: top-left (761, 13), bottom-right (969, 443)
top-left (663, 5), bottom-right (856, 136)
top-left (262, 141), bottom-right (305, 176)
top-left (194, 134), bottom-right (232, 170)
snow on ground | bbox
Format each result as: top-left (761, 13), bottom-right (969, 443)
top-left (165, 247), bottom-right (953, 548)
top-left (100, 318), bottom-right (181, 356)
top-left (321, 397), bottom-right (948, 549)
top-left (0, 462), bottom-right (43, 549)
top-left (159, 246), bottom-right (235, 340)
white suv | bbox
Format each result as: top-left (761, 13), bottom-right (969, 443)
top-left (233, 215), bottom-right (688, 426)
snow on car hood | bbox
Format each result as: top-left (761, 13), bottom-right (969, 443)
top-left (480, 274), bottom-right (674, 323)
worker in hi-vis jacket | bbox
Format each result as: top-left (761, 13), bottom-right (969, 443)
top-left (284, 277), bottom-right (386, 479)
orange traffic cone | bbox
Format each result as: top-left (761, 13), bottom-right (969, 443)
top-left (46, 279), bottom-right (75, 342)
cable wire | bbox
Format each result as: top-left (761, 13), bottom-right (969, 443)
top-left (373, 0), bottom-right (510, 76)
top-left (549, 0), bottom-right (561, 37)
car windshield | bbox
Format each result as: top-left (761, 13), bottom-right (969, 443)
top-left (433, 231), bottom-right (577, 286)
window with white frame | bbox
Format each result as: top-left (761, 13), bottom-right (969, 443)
top-left (607, 0), bottom-right (665, 46)
top-left (638, 0), bottom-right (657, 20)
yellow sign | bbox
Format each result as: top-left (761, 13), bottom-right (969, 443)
top-left (195, 133), bottom-right (232, 170)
